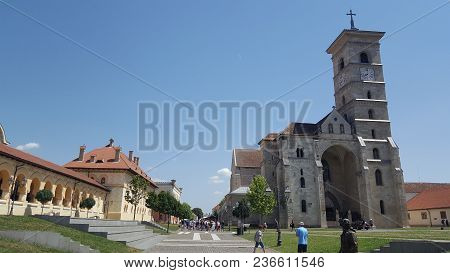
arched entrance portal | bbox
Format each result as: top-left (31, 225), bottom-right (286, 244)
top-left (321, 145), bottom-right (361, 223)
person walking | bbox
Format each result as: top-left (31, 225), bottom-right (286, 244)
top-left (253, 225), bottom-right (266, 253)
top-left (295, 222), bottom-right (309, 253)
top-left (290, 220), bottom-right (295, 232)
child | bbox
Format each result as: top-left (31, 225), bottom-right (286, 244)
top-left (253, 225), bottom-right (266, 253)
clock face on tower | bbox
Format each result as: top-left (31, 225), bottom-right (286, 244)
top-left (360, 67), bottom-right (375, 81)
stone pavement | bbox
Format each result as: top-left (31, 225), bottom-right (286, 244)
top-left (145, 231), bottom-right (272, 253)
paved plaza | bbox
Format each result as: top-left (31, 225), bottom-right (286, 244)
top-left (145, 231), bottom-right (271, 253)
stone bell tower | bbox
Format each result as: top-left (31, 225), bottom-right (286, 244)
top-left (325, 13), bottom-right (409, 227)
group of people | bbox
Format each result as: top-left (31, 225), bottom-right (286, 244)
top-left (180, 219), bottom-right (224, 232)
top-left (441, 219), bottom-right (449, 229)
top-left (253, 219), bottom-right (358, 253)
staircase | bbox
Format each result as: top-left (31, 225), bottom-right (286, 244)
top-left (36, 216), bottom-right (164, 250)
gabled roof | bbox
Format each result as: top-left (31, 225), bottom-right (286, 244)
top-left (281, 122), bottom-right (319, 136)
top-left (64, 146), bottom-right (157, 188)
top-left (233, 149), bottom-right (262, 168)
top-left (407, 187), bottom-right (450, 211)
top-left (0, 144), bottom-right (108, 191)
top-left (404, 182), bottom-right (450, 193)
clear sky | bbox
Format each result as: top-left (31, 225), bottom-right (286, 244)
top-left (1, 1), bottom-right (449, 213)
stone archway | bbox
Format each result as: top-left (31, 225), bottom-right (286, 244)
top-left (321, 145), bottom-right (362, 222)
top-left (0, 169), bottom-right (10, 199)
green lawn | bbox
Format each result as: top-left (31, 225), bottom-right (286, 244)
top-left (0, 237), bottom-right (62, 253)
top-left (0, 216), bottom-right (139, 253)
top-left (243, 228), bottom-right (450, 253)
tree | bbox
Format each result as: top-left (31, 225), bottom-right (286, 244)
top-left (35, 189), bottom-right (54, 215)
top-left (146, 191), bottom-right (179, 233)
top-left (178, 202), bottom-right (193, 220)
top-left (80, 197), bottom-right (96, 218)
top-left (192, 208), bottom-right (203, 219)
top-left (232, 198), bottom-right (250, 224)
top-left (246, 175), bottom-right (276, 224)
top-left (125, 175), bottom-right (148, 221)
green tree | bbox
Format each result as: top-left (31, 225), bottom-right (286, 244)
top-left (35, 189), bottom-right (54, 215)
top-left (178, 202), bottom-right (193, 220)
top-left (148, 191), bottom-right (179, 233)
top-left (192, 207), bottom-right (203, 219)
top-left (232, 198), bottom-right (250, 224)
top-left (125, 175), bottom-right (148, 221)
top-left (145, 191), bottom-right (159, 213)
top-left (80, 197), bottom-right (96, 218)
top-left (246, 175), bottom-right (276, 224)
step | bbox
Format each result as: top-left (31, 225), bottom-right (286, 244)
top-left (70, 218), bottom-right (139, 227)
top-left (108, 231), bottom-right (157, 243)
top-left (88, 225), bottom-right (146, 234)
top-left (128, 235), bottom-right (166, 250)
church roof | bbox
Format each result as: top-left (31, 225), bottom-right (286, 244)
top-left (407, 187), bottom-right (450, 211)
top-left (233, 149), bottom-right (262, 168)
top-left (404, 182), bottom-right (450, 194)
top-left (0, 144), bottom-right (108, 191)
top-left (64, 145), bottom-right (157, 189)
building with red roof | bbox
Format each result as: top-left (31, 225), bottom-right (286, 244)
top-left (406, 186), bottom-right (450, 226)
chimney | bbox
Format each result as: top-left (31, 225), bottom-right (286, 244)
top-left (171, 179), bottom-right (176, 185)
top-left (107, 138), bottom-right (114, 147)
top-left (90, 155), bottom-right (96, 163)
top-left (135, 157), bottom-right (140, 166)
top-left (78, 145), bottom-right (86, 161)
top-left (133, 156), bottom-right (137, 163)
top-left (128, 151), bottom-right (133, 162)
top-left (114, 146), bottom-right (121, 162)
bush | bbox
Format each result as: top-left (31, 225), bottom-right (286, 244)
top-left (35, 189), bottom-right (53, 215)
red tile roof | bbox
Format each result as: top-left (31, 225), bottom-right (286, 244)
top-left (404, 182), bottom-right (450, 193)
top-left (234, 149), bottom-right (262, 168)
top-left (0, 144), bottom-right (108, 191)
top-left (64, 146), bottom-right (157, 188)
top-left (407, 187), bottom-right (450, 211)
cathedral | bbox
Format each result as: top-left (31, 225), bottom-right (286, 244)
top-left (222, 21), bottom-right (409, 228)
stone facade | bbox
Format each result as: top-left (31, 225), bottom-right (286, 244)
top-left (227, 28), bottom-right (409, 229)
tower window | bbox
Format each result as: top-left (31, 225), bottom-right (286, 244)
top-left (380, 200), bottom-right (385, 215)
top-left (371, 129), bottom-right (376, 139)
top-left (342, 96), bottom-right (346, 105)
top-left (344, 114), bottom-right (348, 122)
top-left (375, 169), bottom-right (383, 186)
top-left (339, 58), bottom-right (345, 71)
top-left (367, 91), bottom-right (372, 99)
top-left (301, 200), bottom-right (307, 213)
top-left (300, 169), bottom-right (304, 176)
top-left (368, 109), bottom-right (374, 119)
top-left (360, 52), bottom-right (369, 63)
top-left (373, 148), bottom-right (380, 159)
top-left (296, 148), bottom-right (305, 158)
top-left (300, 177), bottom-right (306, 188)
top-left (340, 124), bottom-right (345, 134)
top-left (328, 124), bottom-right (334, 134)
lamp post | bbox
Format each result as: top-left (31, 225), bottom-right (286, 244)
top-left (276, 185), bottom-right (291, 247)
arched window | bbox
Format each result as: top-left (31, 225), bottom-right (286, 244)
top-left (296, 148), bottom-right (300, 158)
top-left (328, 124), bottom-right (334, 134)
top-left (297, 148), bottom-right (304, 158)
top-left (100, 177), bottom-right (106, 185)
top-left (301, 200), bottom-right (307, 213)
top-left (340, 124), bottom-right (345, 134)
top-left (380, 200), bottom-right (385, 215)
top-left (342, 96), bottom-right (346, 105)
top-left (339, 58), bottom-right (345, 71)
top-left (344, 114), bottom-right (348, 122)
top-left (373, 148), bottom-right (380, 159)
top-left (367, 91), bottom-right (372, 99)
top-left (375, 169), bottom-right (383, 186)
top-left (360, 52), bottom-right (369, 63)
top-left (300, 169), bottom-right (304, 176)
top-left (300, 177), bottom-right (306, 188)
top-left (368, 109), bottom-right (374, 119)
top-left (371, 129), bottom-right (376, 139)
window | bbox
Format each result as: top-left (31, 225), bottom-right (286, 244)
top-left (296, 148), bottom-right (300, 158)
top-left (300, 177), bottom-right (306, 188)
top-left (408, 213), bottom-right (411, 220)
top-left (298, 148), bottom-right (304, 158)
top-left (441, 211), bottom-right (447, 219)
top-left (371, 129), bottom-right (376, 139)
top-left (367, 91), bottom-right (372, 99)
top-left (340, 124), bottom-right (345, 134)
top-left (342, 96), bottom-right (346, 105)
top-left (360, 52), bottom-right (369, 63)
top-left (300, 169), bottom-right (303, 176)
top-left (373, 148), bottom-right (380, 159)
top-left (421, 212), bottom-right (428, 220)
top-left (344, 114), bottom-right (348, 122)
top-left (368, 109), bottom-right (374, 119)
top-left (380, 200), bottom-right (385, 215)
top-left (339, 58), bottom-right (344, 71)
top-left (375, 169), bottom-right (383, 186)
top-left (301, 200), bottom-right (307, 213)
top-left (328, 124), bottom-right (334, 134)
top-left (100, 177), bottom-right (106, 185)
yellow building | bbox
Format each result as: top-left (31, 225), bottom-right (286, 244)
top-left (407, 186), bottom-right (450, 227)
top-left (0, 138), bottom-right (108, 218)
top-left (64, 139), bottom-right (158, 221)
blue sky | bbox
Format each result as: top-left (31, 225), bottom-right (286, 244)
top-left (1, 1), bottom-right (449, 212)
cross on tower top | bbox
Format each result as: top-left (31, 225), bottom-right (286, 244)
top-left (346, 9), bottom-right (358, 30)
